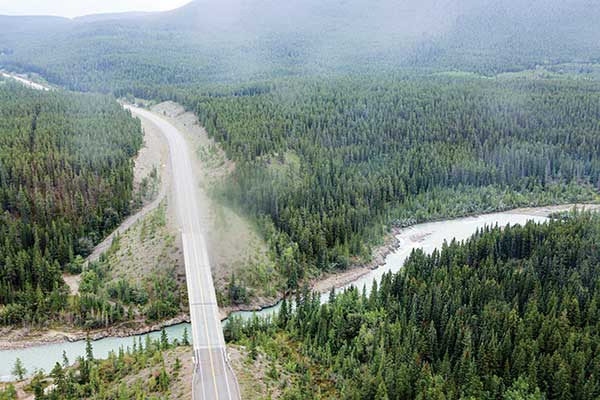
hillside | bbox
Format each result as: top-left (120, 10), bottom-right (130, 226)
top-left (229, 211), bottom-right (600, 399)
top-left (193, 76), bottom-right (600, 288)
top-left (2, 1), bottom-right (600, 397)
top-left (0, 79), bottom-right (143, 326)
top-left (1, 0), bottom-right (599, 92)
top-left (3, 0), bottom-right (600, 301)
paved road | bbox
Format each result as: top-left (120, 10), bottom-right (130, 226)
top-left (126, 106), bottom-right (240, 400)
top-left (3, 71), bottom-right (240, 397)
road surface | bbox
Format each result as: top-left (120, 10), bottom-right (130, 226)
top-left (126, 106), bottom-right (240, 400)
top-left (2, 71), bottom-right (239, 397)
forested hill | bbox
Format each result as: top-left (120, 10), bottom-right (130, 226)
top-left (229, 211), bottom-right (600, 399)
top-left (0, 80), bottom-right (143, 324)
top-left (196, 76), bottom-right (600, 288)
top-left (1, 0), bottom-right (599, 92)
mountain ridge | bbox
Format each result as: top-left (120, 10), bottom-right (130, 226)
top-left (1, 0), bottom-right (599, 91)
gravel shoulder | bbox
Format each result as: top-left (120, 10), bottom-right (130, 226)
top-left (151, 101), bottom-right (284, 310)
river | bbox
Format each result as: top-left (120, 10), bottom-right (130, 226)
top-left (0, 208), bottom-right (558, 381)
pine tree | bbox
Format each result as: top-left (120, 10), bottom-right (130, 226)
top-left (182, 327), bottom-right (190, 346)
top-left (375, 377), bottom-right (390, 400)
top-left (85, 335), bottom-right (94, 362)
top-left (160, 328), bottom-right (169, 349)
top-left (31, 371), bottom-right (45, 400)
top-left (62, 350), bottom-right (69, 368)
top-left (11, 358), bottom-right (26, 381)
top-left (249, 335), bottom-right (258, 360)
top-left (278, 297), bottom-right (289, 328)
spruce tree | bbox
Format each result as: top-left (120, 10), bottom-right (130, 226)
top-left (11, 358), bottom-right (26, 381)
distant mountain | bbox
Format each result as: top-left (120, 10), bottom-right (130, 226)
top-left (0, 15), bottom-right (70, 34)
top-left (429, 0), bottom-right (600, 73)
top-left (1, 0), bottom-right (598, 91)
top-left (74, 11), bottom-right (156, 23)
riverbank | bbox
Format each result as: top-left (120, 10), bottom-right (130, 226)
top-left (219, 227), bottom-right (400, 318)
top-left (2, 202), bottom-right (598, 351)
top-left (1, 202), bottom-right (599, 385)
top-left (225, 202), bottom-right (600, 318)
top-left (0, 314), bottom-right (190, 351)
top-left (311, 202), bottom-right (600, 294)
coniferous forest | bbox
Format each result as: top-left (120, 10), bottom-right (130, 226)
top-left (194, 76), bottom-right (600, 288)
top-left (1, 330), bottom-right (190, 400)
top-left (227, 212), bottom-right (600, 399)
top-left (2, 0), bottom-right (600, 297)
top-left (3, 0), bottom-right (600, 396)
top-left (0, 80), bottom-right (143, 324)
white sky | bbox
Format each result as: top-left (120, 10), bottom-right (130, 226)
top-left (0, 0), bottom-right (191, 18)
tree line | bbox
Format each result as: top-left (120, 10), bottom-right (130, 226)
top-left (0, 81), bottom-right (143, 325)
top-left (193, 76), bottom-right (600, 289)
top-left (227, 211), bottom-right (600, 399)
top-left (2, 328), bottom-right (190, 399)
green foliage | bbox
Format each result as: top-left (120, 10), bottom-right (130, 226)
top-left (65, 255), bottom-right (84, 275)
top-left (143, 271), bottom-right (182, 322)
top-left (106, 278), bottom-right (148, 306)
top-left (32, 331), bottom-right (184, 399)
top-left (160, 328), bottom-right (169, 350)
top-left (11, 358), bottom-right (26, 381)
top-left (196, 76), bottom-right (600, 287)
top-left (132, 166), bottom-right (160, 210)
top-left (0, 82), bottom-right (142, 325)
top-left (226, 272), bottom-right (249, 306)
top-left (68, 258), bottom-right (182, 328)
top-left (3, 3), bottom-right (600, 306)
top-left (182, 326), bottom-right (189, 346)
top-left (0, 384), bottom-right (16, 400)
top-left (504, 377), bottom-right (544, 400)
top-left (231, 212), bottom-right (600, 399)
top-left (85, 336), bottom-right (94, 362)
top-left (2, 0), bottom-right (600, 93)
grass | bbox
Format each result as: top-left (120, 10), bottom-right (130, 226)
top-left (231, 332), bottom-right (338, 399)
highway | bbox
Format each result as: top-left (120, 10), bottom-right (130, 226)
top-left (2, 70), bottom-right (240, 398)
top-left (126, 106), bottom-right (240, 400)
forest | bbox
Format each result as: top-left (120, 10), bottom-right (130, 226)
top-left (62, 239), bottom-right (184, 330)
top-left (2, 1), bottom-right (600, 94)
top-left (0, 329), bottom-right (190, 399)
top-left (0, 80), bottom-right (143, 325)
top-left (2, 2), bottom-right (600, 397)
top-left (194, 76), bottom-right (600, 288)
top-left (2, 0), bottom-right (600, 300)
top-left (226, 211), bottom-right (600, 399)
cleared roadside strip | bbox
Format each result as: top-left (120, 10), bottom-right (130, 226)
top-left (0, 71), bottom-right (239, 397)
top-left (126, 106), bottom-right (240, 400)
top-left (1, 71), bottom-right (51, 91)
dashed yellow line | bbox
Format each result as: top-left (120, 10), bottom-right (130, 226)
top-left (190, 224), bottom-right (220, 398)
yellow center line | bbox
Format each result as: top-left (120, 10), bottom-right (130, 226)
top-left (140, 108), bottom-right (228, 399)
top-left (180, 233), bottom-right (206, 400)
top-left (189, 211), bottom-right (220, 398)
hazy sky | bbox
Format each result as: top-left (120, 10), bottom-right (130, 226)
top-left (0, 0), bottom-right (190, 18)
